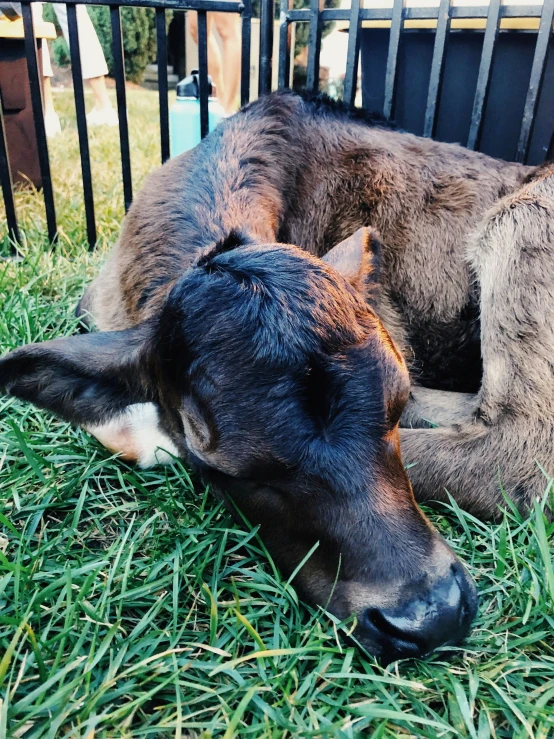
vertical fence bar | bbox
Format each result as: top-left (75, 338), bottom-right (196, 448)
top-left (156, 8), bottom-right (170, 163)
top-left (67, 3), bottom-right (97, 249)
top-left (344, 0), bottom-right (362, 107)
top-left (0, 98), bottom-right (20, 252)
top-left (21, 2), bottom-right (57, 243)
top-left (547, 129), bottom-right (554, 161)
top-left (278, 0), bottom-right (291, 89)
top-left (516, 0), bottom-right (554, 163)
top-left (173, 11), bottom-right (186, 79)
top-left (423, 0), bottom-right (451, 138)
top-left (383, 0), bottom-right (405, 119)
top-left (306, 0), bottom-right (322, 92)
top-left (110, 6), bottom-right (133, 211)
top-left (259, 0), bottom-right (274, 96)
top-left (197, 10), bottom-right (210, 138)
top-left (467, 0), bottom-right (501, 151)
top-left (241, 0), bottom-right (252, 104)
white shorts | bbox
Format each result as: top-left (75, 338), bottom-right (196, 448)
top-left (39, 3), bottom-right (109, 80)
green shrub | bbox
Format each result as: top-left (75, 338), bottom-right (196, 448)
top-left (42, 3), bottom-right (56, 25)
top-left (87, 6), bottom-right (159, 84)
top-left (51, 35), bottom-right (70, 69)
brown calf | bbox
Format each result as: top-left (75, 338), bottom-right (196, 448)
top-left (82, 91), bottom-right (554, 519)
top-left (3, 91), bottom-right (553, 660)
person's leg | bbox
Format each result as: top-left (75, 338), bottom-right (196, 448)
top-left (43, 75), bottom-right (54, 115)
top-left (40, 25), bottom-right (62, 137)
top-left (87, 75), bottom-right (112, 112)
top-left (54, 4), bottom-right (116, 124)
top-left (212, 12), bottom-right (241, 113)
top-left (188, 12), bottom-right (224, 106)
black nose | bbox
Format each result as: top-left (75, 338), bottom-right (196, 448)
top-left (359, 563), bottom-right (478, 664)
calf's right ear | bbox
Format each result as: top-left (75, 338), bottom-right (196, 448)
top-left (0, 324), bottom-right (157, 427)
top-left (322, 226), bottom-right (381, 302)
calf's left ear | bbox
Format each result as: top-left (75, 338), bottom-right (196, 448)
top-left (0, 324), bottom-right (157, 427)
top-left (322, 226), bottom-right (381, 300)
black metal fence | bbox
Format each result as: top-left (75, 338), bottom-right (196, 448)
top-left (1, 0), bottom-right (554, 251)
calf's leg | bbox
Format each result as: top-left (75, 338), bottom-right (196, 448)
top-left (401, 387), bottom-right (478, 429)
top-left (401, 165), bottom-right (554, 518)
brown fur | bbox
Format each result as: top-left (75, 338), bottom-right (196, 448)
top-left (80, 91), bottom-right (552, 518)
top-left (402, 163), bottom-right (554, 516)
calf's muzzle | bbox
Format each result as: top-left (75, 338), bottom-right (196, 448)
top-left (356, 559), bottom-right (477, 663)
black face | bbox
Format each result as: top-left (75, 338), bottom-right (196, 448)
top-left (0, 231), bottom-right (477, 663)
top-left (153, 237), bottom-right (477, 662)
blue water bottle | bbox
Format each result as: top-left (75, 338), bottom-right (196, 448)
top-left (169, 70), bottom-right (225, 157)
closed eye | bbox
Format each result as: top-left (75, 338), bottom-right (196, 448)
top-left (180, 393), bottom-right (218, 453)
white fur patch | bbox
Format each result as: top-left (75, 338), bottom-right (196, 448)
top-left (85, 403), bottom-right (179, 468)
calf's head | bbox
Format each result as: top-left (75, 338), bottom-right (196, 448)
top-left (0, 228), bottom-right (477, 663)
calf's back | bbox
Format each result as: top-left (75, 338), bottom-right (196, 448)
top-left (80, 91), bottom-right (526, 391)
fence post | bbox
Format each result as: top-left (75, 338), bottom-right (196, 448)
top-left (156, 8), bottom-right (170, 164)
top-left (466, 0), bottom-right (501, 151)
top-left (423, 0), bottom-right (451, 138)
top-left (344, 0), bottom-right (363, 107)
top-left (0, 97), bottom-right (20, 253)
top-left (259, 0), bottom-right (274, 96)
top-left (515, 0), bottom-right (554, 163)
top-left (278, 0), bottom-right (291, 90)
top-left (21, 2), bottom-right (57, 243)
top-left (110, 5), bottom-right (133, 211)
top-left (67, 2), bottom-right (97, 249)
top-left (241, 0), bottom-right (252, 104)
top-left (306, 0), bottom-right (322, 92)
top-left (197, 9), bottom-right (210, 138)
top-left (382, 0), bottom-right (405, 119)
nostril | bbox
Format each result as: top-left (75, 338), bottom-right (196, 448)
top-left (365, 608), bottom-right (403, 640)
top-left (450, 562), bottom-right (467, 592)
top-left (363, 607), bottom-right (426, 648)
top-left (361, 607), bottom-right (425, 662)
top-left (450, 561), bottom-right (479, 627)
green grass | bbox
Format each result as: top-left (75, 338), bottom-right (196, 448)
top-left (1, 89), bottom-right (554, 738)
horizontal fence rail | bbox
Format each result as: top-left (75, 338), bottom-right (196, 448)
top-left (1, 0), bottom-right (553, 251)
top-left (286, 4), bottom-right (549, 21)
top-left (48, 0), bottom-right (243, 9)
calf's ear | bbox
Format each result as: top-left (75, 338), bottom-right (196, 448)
top-left (323, 227), bottom-right (381, 300)
top-left (0, 324), bottom-right (157, 427)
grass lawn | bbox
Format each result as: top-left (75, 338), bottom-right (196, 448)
top-left (1, 88), bottom-right (554, 738)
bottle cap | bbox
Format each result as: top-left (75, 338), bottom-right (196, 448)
top-left (176, 70), bottom-right (217, 98)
